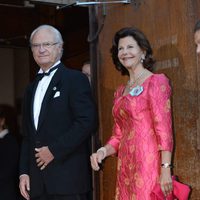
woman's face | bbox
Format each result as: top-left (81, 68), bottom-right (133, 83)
top-left (117, 36), bottom-right (144, 70)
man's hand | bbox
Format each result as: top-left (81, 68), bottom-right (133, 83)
top-left (19, 174), bottom-right (30, 200)
top-left (35, 146), bottom-right (54, 170)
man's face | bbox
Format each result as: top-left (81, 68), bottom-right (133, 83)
top-left (82, 64), bottom-right (91, 83)
top-left (31, 29), bottom-right (62, 71)
top-left (194, 30), bottom-right (200, 56)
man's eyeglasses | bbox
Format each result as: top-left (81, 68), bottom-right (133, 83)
top-left (30, 42), bottom-right (59, 49)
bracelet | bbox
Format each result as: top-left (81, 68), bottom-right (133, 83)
top-left (97, 147), bottom-right (107, 160)
top-left (161, 163), bottom-right (173, 168)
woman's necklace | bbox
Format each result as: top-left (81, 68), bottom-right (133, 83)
top-left (127, 70), bottom-right (146, 90)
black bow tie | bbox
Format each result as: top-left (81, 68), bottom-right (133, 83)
top-left (36, 65), bottom-right (59, 80)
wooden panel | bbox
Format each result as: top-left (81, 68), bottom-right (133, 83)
top-left (97, 0), bottom-right (200, 199)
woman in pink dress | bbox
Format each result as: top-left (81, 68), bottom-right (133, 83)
top-left (90, 27), bottom-right (174, 200)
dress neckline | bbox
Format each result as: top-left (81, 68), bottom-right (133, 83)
top-left (122, 73), bottom-right (154, 97)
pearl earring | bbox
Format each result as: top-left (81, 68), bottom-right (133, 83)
top-left (141, 55), bottom-right (145, 63)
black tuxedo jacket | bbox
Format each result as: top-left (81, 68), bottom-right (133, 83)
top-left (20, 63), bottom-right (98, 198)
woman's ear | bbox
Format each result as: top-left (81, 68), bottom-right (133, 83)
top-left (141, 54), bottom-right (145, 60)
top-left (143, 50), bottom-right (147, 57)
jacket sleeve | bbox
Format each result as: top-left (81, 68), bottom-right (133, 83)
top-left (148, 74), bottom-right (173, 152)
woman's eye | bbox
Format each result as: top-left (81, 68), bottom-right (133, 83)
top-left (127, 45), bottom-right (134, 49)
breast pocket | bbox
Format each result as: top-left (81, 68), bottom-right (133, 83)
top-left (50, 92), bottom-right (68, 115)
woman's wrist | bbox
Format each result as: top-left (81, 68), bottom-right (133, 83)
top-left (161, 162), bottom-right (173, 168)
top-left (97, 147), bottom-right (107, 160)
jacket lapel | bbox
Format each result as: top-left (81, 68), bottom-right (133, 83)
top-left (37, 65), bottom-right (63, 131)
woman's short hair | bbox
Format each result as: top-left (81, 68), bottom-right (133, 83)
top-left (110, 27), bottom-right (155, 75)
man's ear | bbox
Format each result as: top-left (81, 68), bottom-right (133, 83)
top-left (0, 117), bottom-right (5, 130)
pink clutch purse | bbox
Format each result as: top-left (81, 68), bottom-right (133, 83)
top-left (150, 176), bottom-right (191, 200)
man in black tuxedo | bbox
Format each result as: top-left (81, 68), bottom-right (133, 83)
top-left (19, 25), bottom-right (97, 200)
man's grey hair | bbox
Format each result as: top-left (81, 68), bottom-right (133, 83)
top-left (29, 24), bottom-right (64, 44)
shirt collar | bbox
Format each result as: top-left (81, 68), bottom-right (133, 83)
top-left (0, 129), bottom-right (9, 139)
top-left (38, 60), bottom-right (61, 74)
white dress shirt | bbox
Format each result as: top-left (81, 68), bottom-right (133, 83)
top-left (0, 129), bottom-right (9, 139)
top-left (33, 61), bottom-right (60, 129)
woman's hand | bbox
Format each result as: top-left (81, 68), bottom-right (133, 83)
top-left (90, 150), bottom-right (105, 171)
top-left (160, 168), bottom-right (173, 197)
top-left (90, 144), bottom-right (116, 171)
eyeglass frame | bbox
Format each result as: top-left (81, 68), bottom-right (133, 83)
top-left (30, 42), bottom-right (60, 50)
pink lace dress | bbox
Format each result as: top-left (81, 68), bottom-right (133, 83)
top-left (107, 74), bottom-right (173, 200)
